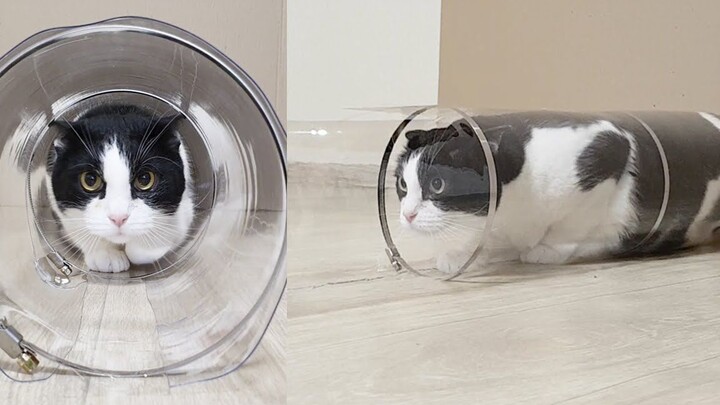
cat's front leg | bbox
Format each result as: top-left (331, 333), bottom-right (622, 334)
top-left (82, 240), bottom-right (130, 273)
top-left (435, 237), bottom-right (518, 274)
top-left (436, 249), bottom-right (474, 274)
top-left (436, 247), bottom-right (498, 274)
top-left (520, 243), bottom-right (576, 264)
top-left (125, 240), bottom-right (171, 265)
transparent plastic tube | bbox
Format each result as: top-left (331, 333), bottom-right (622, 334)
top-left (0, 17), bottom-right (285, 384)
top-left (376, 107), bottom-right (720, 279)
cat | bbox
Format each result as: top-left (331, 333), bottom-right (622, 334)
top-left (395, 111), bottom-right (720, 273)
top-left (46, 104), bottom-right (195, 273)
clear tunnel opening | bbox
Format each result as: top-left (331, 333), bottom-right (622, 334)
top-left (28, 91), bottom-right (215, 281)
top-left (0, 17), bottom-right (286, 384)
top-left (378, 107), bottom-right (498, 279)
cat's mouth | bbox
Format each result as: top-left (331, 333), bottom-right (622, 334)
top-left (105, 232), bottom-right (131, 245)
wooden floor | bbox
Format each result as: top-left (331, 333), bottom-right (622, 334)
top-left (4, 168), bottom-right (720, 403)
top-left (0, 207), bottom-right (286, 405)
top-left (288, 180), bottom-right (720, 404)
top-left (0, 299), bottom-right (285, 405)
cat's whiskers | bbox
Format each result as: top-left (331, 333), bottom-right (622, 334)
top-left (47, 227), bottom-right (90, 245)
top-left (425, 126), bottom-right (456, 166)
top-left (133, 107), bottom-right (170, 167)
top-left (436, 224), bottom-right (464, 240)
top-left (145, 228), bottom-right (174, 246)
top-left (36, 217), bottom-right (86, 223)
top-left (60, 118), bottom-right (100, 161)
top-left (134, 112), bottom-right (183, 164)
top-left (191, 191), bottom-right (213, 208)
top-left (140, 156), bottom-right (184, 170)
top-left (441, 220), bottom-right (481, 233)
top-left (432, 227), bottom-right (456, 245)
top-left (64, 248), bottom-right (84, 267)
top-left (139, 233), bottom-right (157, 250)
top-left (439, 214), bottom-right (487, 227)
top-left (83, 235), bottom-right (103, 266)
top-left (147, 227), bottom-right (182, 238)
top-left (63, 231), bottom-right (98, 265)
top-left (49, 225), bottom-right (89, 239)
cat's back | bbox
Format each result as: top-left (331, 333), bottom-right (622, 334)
top-left (474, 112), bottom-right (634, 197)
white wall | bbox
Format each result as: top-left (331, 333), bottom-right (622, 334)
top-left (288, 0), bottom-right (441, 121)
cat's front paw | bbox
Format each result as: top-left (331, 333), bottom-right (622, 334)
top-left (436, 250), bottom-right (472, 274)
top-left (520, 244), bottom-right (572, 265)
top-left (85, 247), bottom-right (130, 273)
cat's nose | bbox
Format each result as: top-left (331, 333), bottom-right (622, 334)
top-left (404, 212), bottom-right (417, 223)
top-left (108, 214), bottom-right (129, 227)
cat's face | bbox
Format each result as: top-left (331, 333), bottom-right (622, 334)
top-left (49, 105), bottom-right (189, 245)
top-left (395, 124), bottom-right (491, 233)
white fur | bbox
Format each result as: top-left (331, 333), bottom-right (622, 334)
top-left (399, 120), bottom-right (639, 273)
top-left (687, 112), bottom-right (720, 244)
top-left (495, 121), bottom-right (638, 264)
top-left (47, 139), bottom-right (194, 273)
top-left (699, 112), bottom-right (720, 130)
top-left (686, 177), bottom-right (720, 244)
top-left (400, 154), bottom-right (448, 233)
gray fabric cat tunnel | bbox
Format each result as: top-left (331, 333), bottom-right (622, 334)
top-left (0, 17), bottom-right (285, 385)
top-left (378, 106), bottom-right (720, 280)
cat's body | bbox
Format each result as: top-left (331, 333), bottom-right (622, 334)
top-left (395, 111), bottom-right (720, 273)
top-left (47, 104), bottom-right (194, 273)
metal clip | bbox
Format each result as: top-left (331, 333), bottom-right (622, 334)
top-left (35, 252), bottom-right (72, 286)
top-left (385, 248), bottom-right (402, 272)
top-left (47, 252), bottom-right (72, 277)
top-left (0, 319), bottom-right (39, 374)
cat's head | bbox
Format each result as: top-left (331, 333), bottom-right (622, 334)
top-left (48, 105), bottom-right (190, 245)
top-left (395, 122), bottom-right (492, 233)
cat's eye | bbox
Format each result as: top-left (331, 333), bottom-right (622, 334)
top-left (430, 177), bottom-right (445, 194)
top-left (134, 171), bottom-right (156, 191)
top-left (79, 171), bottom-right (104, 192)
top-left (398, 177), bottom-right (407, 192)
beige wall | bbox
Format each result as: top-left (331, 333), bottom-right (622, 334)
top-left (0, 0), bottom-right (286, 121)
top-left (288, 0), bottom-right (441, 121)
top-left (439, 0), bottom-right (720, 112)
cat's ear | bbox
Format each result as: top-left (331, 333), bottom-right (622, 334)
top-left (48, 119), bottom-right (76, 134)
top-left (405, 123), bottom-right (477, 149)
top-left (458, 123), bottom-right (474, 137)
top-left (404, 129), bottom-right (434, 150)
top-left (153, 113), bottom-right (186, 136)
top-left (52, 137), bottom-right (65, 151)
top-left (48, 119), bottom-right (78, 155)
top-left (455, 121), bottom-right (502, 153)
top-left (153, 114), bottom-right (185, 151)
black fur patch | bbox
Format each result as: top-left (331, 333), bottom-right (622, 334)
top-left (575, 130), bottom-right (631, 191)
top-left (396, 123), bottom-right (492, 215)
top-left (49, 104), bottom-right (186, 214)
top-left (617, 111), bottom-right (720, 253)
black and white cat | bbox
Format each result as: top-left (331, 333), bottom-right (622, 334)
top-left (47, 104), bottom-right (195, 273)
top-left (395, 111), bottom-right (720, 273)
